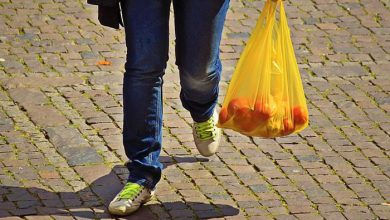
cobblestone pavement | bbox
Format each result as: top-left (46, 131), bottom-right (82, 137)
top-left (0, 0), bottom-right (390, 219)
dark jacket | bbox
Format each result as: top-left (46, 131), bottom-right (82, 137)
top-left (87, 0), bottom-right (123, 29)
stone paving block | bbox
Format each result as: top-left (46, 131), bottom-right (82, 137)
top-left (59, 147), bottom-right (103, 166)
top-left (23, 105), bottom-right (69, 127)
top-left (24, 216), bottom-right (52, 220)
top-left (89, 74), bottom-right (122, 85)
top-left (45, 126), bottom-right (90, 149)
top-left (312, 65), bottom-right (369, 77)
top-left (1, 0), bottom-right (390, 219)
top-left (1, 76), bottom-right (84, 89)
top-left (8, 88), bottom-right (47, 106)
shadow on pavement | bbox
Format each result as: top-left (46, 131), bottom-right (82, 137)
top-left (0, 156), bottom-right (240, 219)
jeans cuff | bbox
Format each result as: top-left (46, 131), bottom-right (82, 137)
top-left (127, 174), bottom-right (155, 190)
top-left (192, 112), bottom-right (214, 123)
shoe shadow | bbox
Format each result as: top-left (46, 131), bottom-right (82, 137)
top-left (0, 156), bottom-right (240, 219)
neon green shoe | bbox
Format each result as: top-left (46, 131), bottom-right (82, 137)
top-left (108, 182), bottom-right (154, 216)
top-left (193, 110), bottom-right (221, 157)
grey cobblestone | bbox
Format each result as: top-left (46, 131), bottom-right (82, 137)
top-left (0, 0), bottom-right (390, 219)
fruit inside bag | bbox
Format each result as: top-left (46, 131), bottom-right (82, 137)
top-left (217, 0), bottom-right (309, 138)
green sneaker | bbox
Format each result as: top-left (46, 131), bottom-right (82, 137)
top-left (108, 182), bottom-right (154, 216)
top-left (192, 110), bottom-right (221, 157)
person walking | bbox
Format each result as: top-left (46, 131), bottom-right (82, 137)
top-left (89, 0), bottom-right (230, 215)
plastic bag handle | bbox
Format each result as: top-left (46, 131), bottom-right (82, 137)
top-left (279, 0), bottom-right (290, 35)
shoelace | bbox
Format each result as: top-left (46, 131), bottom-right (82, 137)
top-left (118, 182), bottom-right (143, 200)
top-left (195, 117), bottom-right (217, 140)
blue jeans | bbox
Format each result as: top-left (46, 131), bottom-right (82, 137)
top-left (121, 0), bottom-right (230, 189)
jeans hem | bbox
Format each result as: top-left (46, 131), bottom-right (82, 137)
top-left (127, 175), bottom-right (155, 190)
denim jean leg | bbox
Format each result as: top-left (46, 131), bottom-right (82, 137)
top-left (121, 0), bottom-right (170, 189)
top-left (173, 0), bottom-right (230, 123)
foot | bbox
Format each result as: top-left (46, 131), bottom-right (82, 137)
top-left (108, 182), bottom-right (154, 216)
top-left (192, 110), bottom-right (221, 157)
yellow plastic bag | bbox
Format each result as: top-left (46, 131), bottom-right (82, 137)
top-left (217, 0), bottom-right (308, 138)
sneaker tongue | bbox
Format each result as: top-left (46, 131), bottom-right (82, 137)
top-left (199, 129), bottom-right (215, 140)
top-left (196, 120), bottom-right (216, 140)
top-left (118, 183), bottom-right (142, 199)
